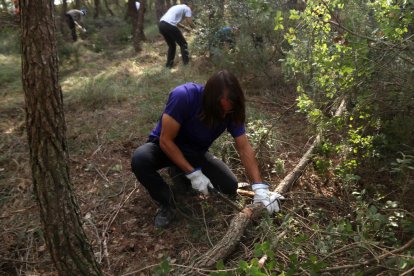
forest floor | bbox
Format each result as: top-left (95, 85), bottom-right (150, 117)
top-left (0, 31), bottom-right (323, 275)
top-left (1, 25), bottom-right (403, 275)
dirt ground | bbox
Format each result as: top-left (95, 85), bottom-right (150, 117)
top-left (0, 97), bottom-right (320, 276)
top-left (0, 38), bottom-right (328, 275)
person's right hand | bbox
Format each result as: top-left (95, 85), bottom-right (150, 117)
top-left (185, 168), bottom-right (213, 195)
top-left (252, 183), bottom-right (284, 213)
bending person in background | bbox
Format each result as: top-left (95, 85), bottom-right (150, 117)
top-left (209, 26), bottom-right (239, 57)
top-left (158, 1), bottom-right (195, 68)
top-left (65, 8), bottom-right (87, 42)
top-left (131, 70), bottom-right (284, 228)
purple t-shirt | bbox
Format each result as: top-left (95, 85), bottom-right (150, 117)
top-left (149, 83), bottom-right (245, 154)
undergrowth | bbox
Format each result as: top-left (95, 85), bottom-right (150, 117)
top-left (1, 5), bottom-right (413, 276)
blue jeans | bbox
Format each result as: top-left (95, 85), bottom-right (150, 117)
top-left (131, 139), bottom-right (238, 207)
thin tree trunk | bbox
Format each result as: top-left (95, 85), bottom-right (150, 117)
top-left (129, 0), bottom-right (146, 52)
top-left (113, 0), bottom-right (121, 8)
top-left (125, 0), bottom-right (133, 20)
top-left (103, 0), bottom-right (114, 16)
top-left (20, 1), bottom-right (103, 275)
top-left (217, 0), bottom-right (224, 19)
top-left (94, 0), bottom-right (101, 18)
top-left (137, 0), bottom-right (146, 41)
top-left (74, 0), bottom-right (81, 9)
top-left (155, 0), bottom-right (165, 20)
top-left (60, 0), bottom-right (68, 36)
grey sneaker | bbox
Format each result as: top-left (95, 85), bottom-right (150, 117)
top-left (154, 205), bottom-right (176, 228)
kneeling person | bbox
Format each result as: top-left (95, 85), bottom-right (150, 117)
top-left (131, 70), bottom-right (283, 228)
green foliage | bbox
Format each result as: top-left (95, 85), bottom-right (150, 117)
top-left (192, 0), bottom-right (285, 78)
top-left (64, 76), bottom-right (129, 110)
top-left (246, 120), bottom-right (284, 176)
top-left (390, 152), bottom-right (414, 174)
top-left (210, 119), bottom-right (283, 181)
top-left (152, 258), bottom-right (171, 275)
top-left (0, 27), bottom-right (20, 55)
top-left (0, 54), bottom-right (21, 89)
top-left (281, 0), bottom-right (414, 182)
top-left (221, 190), bottom-right (414, 275)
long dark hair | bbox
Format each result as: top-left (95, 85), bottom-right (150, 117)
top-left (200, 70), bottom-right (246, 128)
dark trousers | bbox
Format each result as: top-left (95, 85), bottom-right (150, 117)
top-left (158, 21), bottom-right (189, 68)
top-left (65, 14), bottom-right (77, 41)
top-left (131, 140), bottom-right (238, 207)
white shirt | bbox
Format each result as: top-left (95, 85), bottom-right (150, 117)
top-left (160, 4), bottom-right (191, 26)
top-left (135, 1), bottom-right (140, 11)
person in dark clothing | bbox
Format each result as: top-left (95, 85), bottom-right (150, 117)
top-left (211, 26), bottom-right (239, 49)
top-left (209, 26), bottom-right (239, 58)
top-left (65, 9), bottom-right (87, 42)
top-left (131, 70), bottom-right (284, 228)
top-left (158, 2), bottom-right (195, 68)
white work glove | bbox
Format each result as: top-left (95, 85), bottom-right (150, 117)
top-left (252, 183), bottom-right (285, 213)
top-left (185, 168), bottom-right (213, 195)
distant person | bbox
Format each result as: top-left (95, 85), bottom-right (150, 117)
top-left (13, 0), bottom-right (20, 15)
top-left (211, 26), bottom-right (239, 50)
top-left (158, 1), bottom-right (195, 68)
top-left (209, 26), bottom-right (239, 58)
top-left (131, 70), bottom-right (284, 228)
top-left (65, 9), bottom-right (87, 42)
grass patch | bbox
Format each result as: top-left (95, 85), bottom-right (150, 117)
top-left (65, 76), bottom-right (130, 110)
top-left (0, 54), bottom-right (23, 111)
top-left (0, 28), bottom-right (20, 55)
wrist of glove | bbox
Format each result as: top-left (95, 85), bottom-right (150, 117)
top-left (252, 183), bottom-right (284, 213)
top-left (185, 168), bottom-right (213, 195)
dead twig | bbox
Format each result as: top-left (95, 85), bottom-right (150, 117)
top-left (320, 237), bottom-right (414, 272)
top-left (201, 204), bottom-right (214, 248)
top-left (100, 180), bottom-right (137, 270)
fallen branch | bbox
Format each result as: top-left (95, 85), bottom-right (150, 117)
top-left (192, 98), bottom-right (347, 269)
top-left (320, 237), bottom-right (414, 272)
top-left (191, 205), bottom-right (263, 269)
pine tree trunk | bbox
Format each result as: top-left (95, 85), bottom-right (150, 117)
top-left (137, 0), bottom-right (146, 40)
top-left (60, 0), bottom-right (68, 36)
top-left (129, 0), bottom-right (146, 52)
top-left (75, 0), bottom-right (81, 9)
top-left (20, 1), bottom-right (103, 275)
top-left (103, 0), bottom-right (114, 16)
top-left (94, 0), bottom-right (101, 18)
top-left (155, 0), bottom-right (165, 20)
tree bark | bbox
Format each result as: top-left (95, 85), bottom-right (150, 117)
top-left (129, 0), bottom-right (146, 52)
top-left (136, 0), bottom-right (146, 41)
top-left (74, 0), bottom-right (81, 9)
top-left (59, 0), bottom-right (68, 36)
top-left (20, 1), bottom-right (103, 275)
top-left (155, 0), bottom-right (165, 20)
top-left (94, 0), bottom-right (101, 18)
top-left (103, 0), bottom-right (114, 16)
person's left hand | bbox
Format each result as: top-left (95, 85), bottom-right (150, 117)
top-left (185, 168), bottom-right (213, 195)
top-left (252, 183), bottom-right (284, 213)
